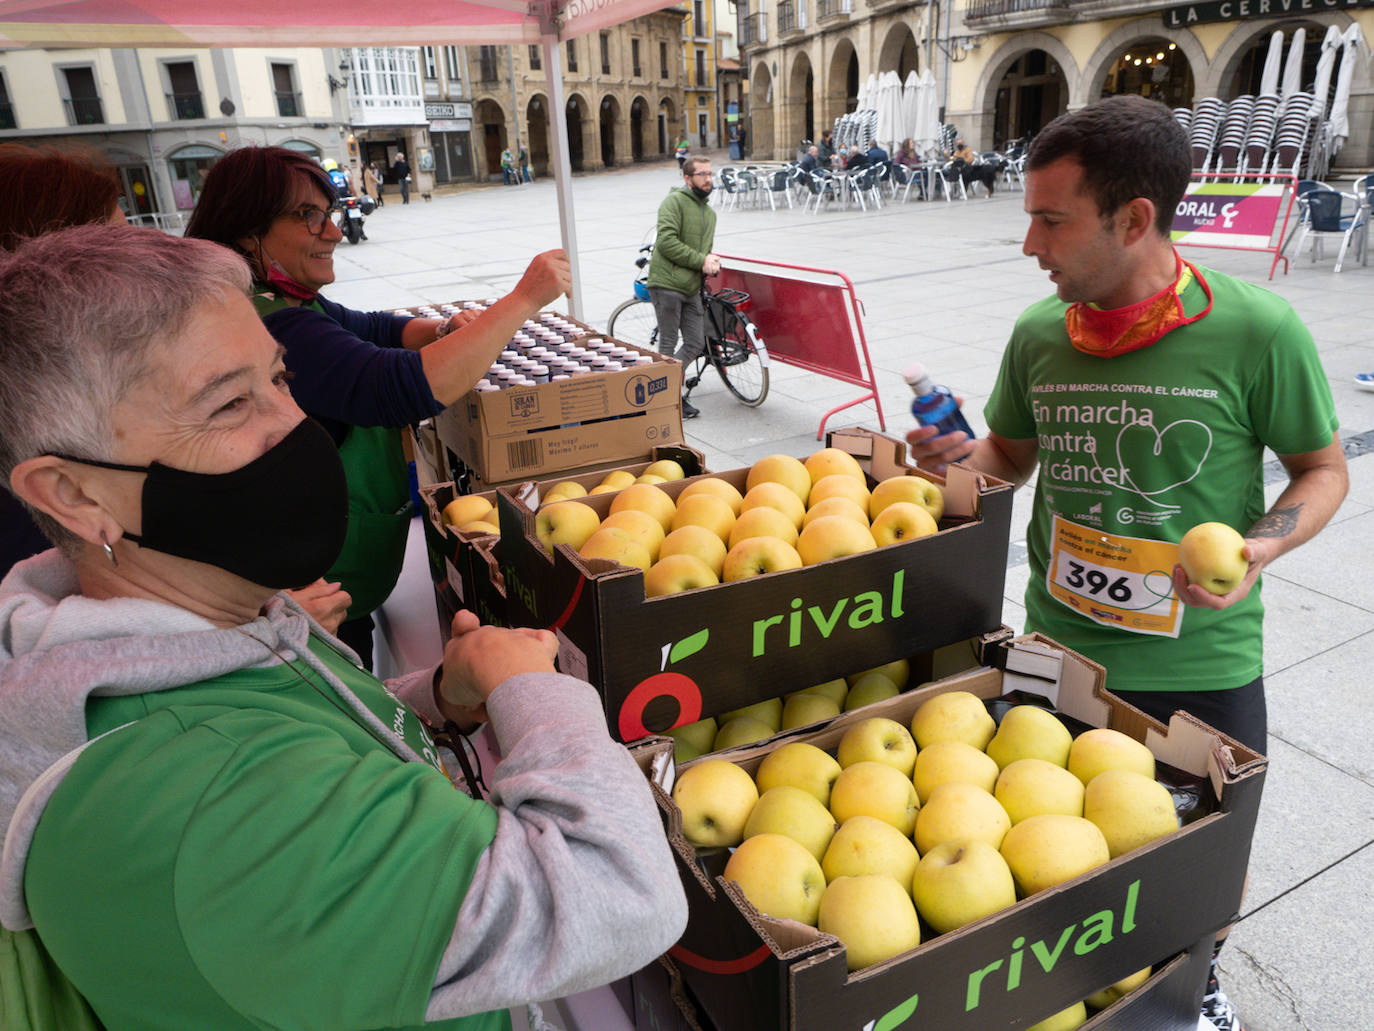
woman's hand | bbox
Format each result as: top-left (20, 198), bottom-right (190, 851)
top-left (515, 250), bottom-right (573, 309)
top-left (436, 609), bottom-right (560, 713)
top-left (288, 579), bottom-right (352, 634)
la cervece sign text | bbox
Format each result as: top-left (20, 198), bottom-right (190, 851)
top-left (1164, 0), bottom-right (1374, 26)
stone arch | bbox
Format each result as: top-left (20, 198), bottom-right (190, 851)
top-left (525, 93), bottom-right (550, 176)
top-left (826, 36), bottom-right (860, 124)
top-left (599, 93), bottom-right (622, 168)
top-left (565, 92), bottom-right (590, 172)
top-left (751, 60), bottom-right (775, 159)
top-left (630, 94), bottom-right (650, 161)
top-left (1079, 19), bottom-right (1208, 108)
top-left (786, 50), bottom-right (816, 151)
top-left (1205, 13), bottom-right (1355, 99)
top-left (968, 32), bottom-right (1078, 150)
top-left (657, 95), bottom-right (677, 155)
top-left (475, 97), bottom-right (509, 181)
top-left (877, 21), bottom-right (919, 79)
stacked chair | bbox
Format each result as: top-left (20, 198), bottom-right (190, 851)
top-left (1188, 97), bottom-right (1225, 174)
top-left (1211, 95), bottom-right (1254, 176)
top-left (1173, 107), bottom-right (1193, 135)
top-left (1273, 92), bottom-right (1317, 177)
top-left (1239, 94), bottom-right (1280, 175)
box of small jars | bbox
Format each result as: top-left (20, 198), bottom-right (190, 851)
top-left (397, 300), bottom-right (684, 483)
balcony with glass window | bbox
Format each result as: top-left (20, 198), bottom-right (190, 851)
top-left (344, 47), bottom-right (426, 126)
top-left (816, 0), bottom-right (851, 22)
top-left (165, 91), bottom-right (205, 120)
top-left (777, 1), bottom-right (805, 38)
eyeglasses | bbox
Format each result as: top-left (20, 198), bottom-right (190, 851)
top-left (287, 205), bottom-right (340, 236)
top-left (690, 171), bottom-right (714, 179)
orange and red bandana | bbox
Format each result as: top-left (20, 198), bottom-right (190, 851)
top-left (1065, 252), bottom-right (1213, 358)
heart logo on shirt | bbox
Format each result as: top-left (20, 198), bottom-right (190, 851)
top-left (1115, 418), bottom-right (1214, 500)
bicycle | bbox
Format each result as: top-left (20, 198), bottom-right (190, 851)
top-left (606, 244), bottom-right (770, 407)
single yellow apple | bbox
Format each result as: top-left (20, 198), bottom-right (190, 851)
top-left (719, 697), bottom-right (783, 731)
top-left (871, 502), bottom-right (939, 547)
top-left (818, 875), bottom-right (920, 971)
top-left (545, 480), bottom-right (588, 500)
top-left (578, 527), bottom-right (651, 572)
top-left (1083, 768), bottom-right (1179, 858)
top-left (994, 758), bottom-right (1086, 824)
top-left (746, 453), bottom-right (813, 506)
top-left (803, 446), bottom-right (867, 486)
top-left (670, 758), bottom-right (758, 848)
top-left (1178, 521), bottom-right (1248, 596)
top-left (600, 508), bottom-right (666, 562)
top-left (914, 781), bottom-right (1011, 854)
top-left (535, 500), bottom-right (602, 555)
top-left (728, 506), bottom-right (800, 549)
top-left (802, 495), bottom-right (871, 529)
top-left (740, 481), bottom-right (807, 530)
top-left (644, 553), bottom-right (718, 597)
top-left (986, 705), bottom-right (1074, 770)
top-left (911, 839), bottom-right (1018, 934)
top-left (743, 785), bottom-right (839, 861)
top-left (791, 677), bottom-right (849, 708)
top-left (843, 671), bottom-right (900, 711)
top-left (808, 473), bottom-right (871, 514)
top-left (909, 690), bottom-right (996, 750)
top-left (1068, 728), bottom-right (1156, 785)
top-left (781, 692), bottom-right (842, 730)
top-left (643, 458), bottom-right (687, 481)
top-left (713, 716), bottom-right (776, 751)
top-left (659, 525), bottom-right (728, 577)
top-left (836, 717), bottom-right (918, 777)
top-left (596, 470), bottom-right (637, 491)
top-left (678, 476), bottom-right (744, 516)
top-left (723, 832), bottom-right (826, 926)
top-left (847, 659), bottom-right (910, 690)
top-left (1024, 1002), bottom-right (1088, 1031)
top-left (755, 741), bottom-right (842, 805)
top-left (1085, 967), bottom-right (1152, 1010)
top-left (821, 814), bottom-right (920, 887)
top-left (667, 717), bottom-right (717, 760)
top-left (722, 536), bottom-right (803, 581)
top-left (869, 474), bottom-right (944, 522)
top-left (912, 740), bottom-right (1000, 804)
top-left (442, 494), bottom-right (494, 528)
top-left (828, 761), bottom-right (919, 836)
top-left (1000, 814), bottom-right (1111, 896)
top-left (670, 492), bottom-right (736, 541)
top-left (635, 473), bottom-right (667, 485)
top-left (609, 482), bottom-right (677, 532)
top-left (796, 515), bottom-right (877, 566)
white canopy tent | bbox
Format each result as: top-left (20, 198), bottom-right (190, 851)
top-left (1329, 22), bottom-right (1366, 153)
top-left (0, 0), bottom-right (688, 316)
top-left (1259, 29), bottom-right (1285, 97)
top-left (1311, 24), bottom-right (1344, 121)
top-left (1280, 27), bottom-right (1305, 99)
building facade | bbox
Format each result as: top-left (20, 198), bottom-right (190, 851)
top-left (465, 10), bottom-right (690, 181)
top-left (735, 0), bottom-right (1374, 169)
top-left (685, 0), bottom-right (722, 148)
top-left (0, 46), bottom-right (348, 221)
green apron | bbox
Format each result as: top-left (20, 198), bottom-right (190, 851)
top-left (253, 291), bottom-right (412, 619)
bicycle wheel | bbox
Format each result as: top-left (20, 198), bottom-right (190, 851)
top-left (606, 297), bottom-right (659, 353)
top-left (712, 310), bottom-right (769, 406)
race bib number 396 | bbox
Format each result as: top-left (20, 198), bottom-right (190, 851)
top-left (1047, 515), bottom-right (1183, 638)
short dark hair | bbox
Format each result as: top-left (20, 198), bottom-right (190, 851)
top-left (1027, 96), bottom-right (1190, 235)
top-left (185, 146), bottom-right (335, 271)
top-left (682, 155), bottom-right (711, 177)
top-left (0, 144), bottom-right (120, 249)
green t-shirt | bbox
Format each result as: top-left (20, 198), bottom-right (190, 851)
top-left (25, 639), bottom-right (505, 1031)
top-left (985, 266), bottom-right (1337, 693)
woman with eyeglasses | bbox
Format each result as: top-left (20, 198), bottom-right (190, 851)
top-left (187, 147), bottom-right (571, 667)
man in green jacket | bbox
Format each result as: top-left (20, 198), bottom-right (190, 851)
top-left (647, 155), bottom-right (719, 419)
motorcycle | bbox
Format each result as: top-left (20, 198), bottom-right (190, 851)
top-left (337, 193), bottom-right (375, 245)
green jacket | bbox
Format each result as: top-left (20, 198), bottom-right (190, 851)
top-left (647, 186), bottom-right (717, 296)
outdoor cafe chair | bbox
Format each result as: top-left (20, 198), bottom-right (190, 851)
top-left (803, 170), bottom-right (839, 214)
top-left (1288, 189), bottom-right (1361, 269)
top-left (761, 168), bottom-right (794, 210)
top-left (1334, 175), bottom-right (1373, 272)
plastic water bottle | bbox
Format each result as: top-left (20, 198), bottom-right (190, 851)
top-left (904, 363), bottom-right (975, 438)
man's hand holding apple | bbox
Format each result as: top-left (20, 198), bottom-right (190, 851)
top-left (1171, 535), bottom-right (1277, 611)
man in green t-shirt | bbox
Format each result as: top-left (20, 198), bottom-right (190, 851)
top-left (909, 96), bottom-right (1348, 1031)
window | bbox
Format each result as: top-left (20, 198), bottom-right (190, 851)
top-left (162, 60), bottom-right (204, 119)
top-left (694, 0), bottom-right (706, 31)
top-left (695, 49), bottom-right (706, 87)
top-left (167, 144), bottom-right (221, 209)
top-left (529, 45), bottom-right (541, 70)
top-left (599, 33), bottom-right (611, 75)
top-left (270, 62), bottom-right (301, 118)
top-left (444, 45), bottom-right (461, 82)
top-left (479, 45), bottom-right (499, 84)
top-left (566, 40), bottom-right (578, 72)
top-left (660, 41), bottom-right (669, 80)
top-left (631, 39), bottom-right (641, 78)
top-left (422, 47), bottom-right (437, 79)
top-left (0, 72), bottom-right (16, 130)
top-left (61, 66), bottom-right (103, 125)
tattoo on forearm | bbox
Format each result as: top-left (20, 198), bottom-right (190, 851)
top-left (1249, 504), bottom-right (1302, 539)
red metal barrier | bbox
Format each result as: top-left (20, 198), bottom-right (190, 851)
top-left (713, 255), bottom-right (886, 441)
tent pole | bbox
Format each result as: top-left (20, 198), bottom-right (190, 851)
top-left (540, 17), bottom-right (584, 318)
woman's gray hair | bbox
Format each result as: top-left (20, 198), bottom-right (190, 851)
top-left (0, 223), bottom-right (252, 549)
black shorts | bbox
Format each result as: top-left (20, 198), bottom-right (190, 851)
top-left (1110, 676), bottom-right (1267, 755)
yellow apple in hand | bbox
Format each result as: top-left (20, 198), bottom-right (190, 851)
top-left (659, 524), bottom-right (728, 577)
top-left (910, 690), bottom-right (996, 750)
top-left (746, 453), bottom-right (812, 506)
top-left (802, 496), bottom-right (871, 529)
top-left (600, 508), bottom-right (666, 561)
top-left (643, 458), bottom-right (686, 481)
top-left (644, 553), bottom-right (718, 597)
top-left (911, 839), bottom-right (1018, 934)
top-left (781, 692), bottom-right (842, 729)
top-left (442, 495), bottom-right (494, 528)
top-left (848, 659), bottom-right (909, 690)
top-left (808, 474), bottom-right (871, 515)
top-left (609, 482), bottom-right (677, 532)
top-left (1068, 728), bottom-right (1155, 785)
top-left (797, 515), bottom-right (877, 566)
top-left (1083, 768), bottom-right (1179, 858)
top-left (869, 474), bottom-right (944, 522)
top-left (912, 740), bottom-right (1000, 804)
top-left (994, 758), bottom-right (1085, 824)
top-left (678, 476), bottom-right (744, 515)
top-left (843, 671), bottom-right (900, 711)
top-left (670, 493), bottom-right (736, 541)
top-left (744, 785), bottom-right (839, 860)
top-left (803, 446), bottom-right (866, 486)
top-left (1178, 521), bottom-right (1248, 596)
top-left (821, 814), bottom-right (919, 886)
top-left (713, 716), bottom-right (776, 750)
top-left (723, 833), bottom-right (826, 925)
top-left (818, 875), bottom-right (920, 971)
top-left (828, 761), bottom-right (919, 836)
top-left (722, 536), bottom-right (803, 581)
top-left (671, 758), bottom-right (758, 848)
top-left (741, 481), bottom-right (807, 531)
top-left (578, 528), bottom-right (651, 572)
top-left (914, 782), bottom-right (1011, 854)
top-left (536, 500), bottom-right (602, 555)
top-left (871, 502), bottom-right (938, 546)
top-left (667, 717), bottom-right (717, 762)
top-left (1000, 814), bottom-right (1110, 896)
top-left (986, 705), bottom-right (1073, 769)
top-left (755, 741), bottom-right (842, 805)
top-left (1024, 1002), bottom-right (1088, 1031)
top-left (727, 507), bottom-right (800, 549)
top-left (836, 717), bottom-right (918, 777)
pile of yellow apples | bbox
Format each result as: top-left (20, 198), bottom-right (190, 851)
top-left (439, 493), bottom-right (501, 536)
top-left (533, 448), bottom-right (944, 596)
top-left (670, 692), bottom-right (1179, 1024)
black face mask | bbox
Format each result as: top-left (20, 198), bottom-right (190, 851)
top-left (691, 183), bottom-right (713, 200)
top-left (52, 418), bottom-right (349, 589)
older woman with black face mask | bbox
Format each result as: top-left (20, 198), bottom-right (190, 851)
top-left (0, 224), bottom-right (684, 1031)
top-left (186, 146), bottom-right (572, 667)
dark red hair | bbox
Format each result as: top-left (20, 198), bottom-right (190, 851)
top-left (0, 144), bottom-right (120, 249)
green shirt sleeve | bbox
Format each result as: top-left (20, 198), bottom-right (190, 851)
top-left (1243, 303), bottom-right (1339, 456)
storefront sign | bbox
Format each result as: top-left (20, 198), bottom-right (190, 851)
top-left (430, 119), bottom-right (472, 132)
top-left (424, 102), bottom-right (474, 119)
top-left (1164, 0), bottom-right (1374, 27)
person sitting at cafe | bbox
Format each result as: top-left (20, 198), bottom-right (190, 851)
top-left (947, 136), bottom-right (997, 196)
top-left (799, 144), bottom-right (821, 174)
top-left (894, 138), bottom-right (923, 168)
top-left (0, 223), bottom-right (688, 1031)
top-left (866, 141), bottom-right (890, 167)
top-left (818, 129), bottom-right (836, 167)
top-left (843, 145), bottom-right (868, 170)
top-left (186, 146), bottom-right (571, 669)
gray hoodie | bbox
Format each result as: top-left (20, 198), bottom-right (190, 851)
top-left (0, 550), bottom-right (687, 1021)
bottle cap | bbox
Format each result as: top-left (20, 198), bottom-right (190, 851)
top-left (902, 362), bottom-right (934, 393)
